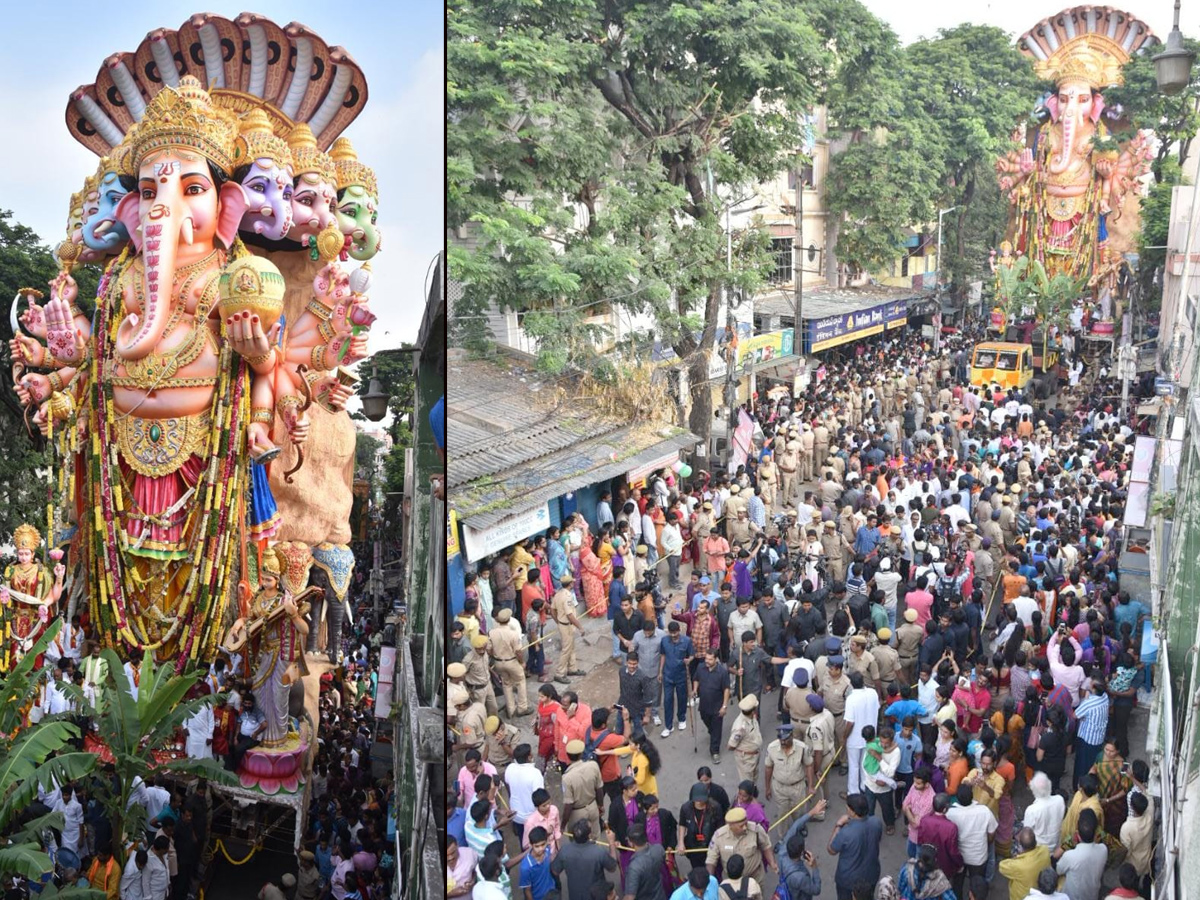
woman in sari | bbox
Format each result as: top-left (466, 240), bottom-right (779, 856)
top-left (734, 780), bottom-right (771, 832)
top-left (638, 794), bottom-right (680, 895)
top-left (535, 684), bottom-right (564, 773)
top-left (546, 527), bottom-right (569, 591)
top-left (989, 697), bottom-right (1026, 776)
top-left (1091, 738), bottom-right (1132, 836)
top-left (993, 734), bottom-right (1018, 858)
top-left (579, 539), bottom-right (610, 618)
top-left (607, 775), bottom-right (641, 883)
top-left (531, 535), bottom-right (554, 599)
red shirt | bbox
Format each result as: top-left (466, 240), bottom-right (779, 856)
top-left (586, 730), bottom-right (627, 783)
top-left (905, 589), bottom-right (935, 628)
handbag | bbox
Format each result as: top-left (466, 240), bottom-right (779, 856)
top-left (1025, 706), bottom-right (1044, 751)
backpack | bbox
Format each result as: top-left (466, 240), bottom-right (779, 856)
top-left (772, 870), bottom-right (794, 900)
top-left (583, 727), bottom-right (611, 762)
top-left (722, 878), bottom-right (751, 900)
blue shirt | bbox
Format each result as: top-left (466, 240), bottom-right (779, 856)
top-left (670, 876), bottom-right (720, 900)
top-left (894, 731), bottom-right (923, 774)
top-left (748, 495), bottom-right (766, 528)
top-left (1113, 600), bottom-right (1148, 635)
top-left (692, 588), bottom-right (720, 612)
top-left (884, 699), bottom-right (926, 725)
top-left (854, 526), bottom-right (880, 556)
top-left (659, 634), bottom-right (694, 682)
top-left (1075, 693), bottom-right (1110, 745)
top-left (520, 850), bottom-right (556, 900)
top-left (447, 807), bottom-right (467, 848)
top-left (608, 580), bottom-right (628, 620)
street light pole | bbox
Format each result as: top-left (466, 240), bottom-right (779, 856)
top-left (794, 153), bottom-right (804, 344)
top-left (936, 207), bottom-right (955, 355)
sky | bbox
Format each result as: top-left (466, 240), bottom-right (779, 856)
top-left (858, 0), bottom-right (1191, 46)
top-left (0, 0), bottom-right (442, 353)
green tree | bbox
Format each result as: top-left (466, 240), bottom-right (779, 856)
top-left (449, 0), bottom-right (897, 443)
top-left (67, 650), bottom-right (235, 860)
top-left (0, 212), bottom-right (96, 543)
top-left (826, 26), bottom-right (1040, 288)
top-left (1106, 37), bottom-right (1200, 176)
top-left (1137, 155), bottom-right (1185, 309)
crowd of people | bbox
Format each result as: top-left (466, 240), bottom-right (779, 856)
top-left (1, 599), bottom-right (397, 900)
top-left (447, 325), bottom-right (1157, 900)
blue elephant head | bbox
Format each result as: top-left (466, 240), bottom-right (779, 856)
top-left (80, 164), bottom-right (132, 253)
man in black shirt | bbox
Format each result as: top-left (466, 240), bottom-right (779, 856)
top-left (552, 820), bottom-right (619, 900)
top-left (624, 824), bottom-right (668, 900)
top-left (612, 597), bottom-right (645, 662)
top-left (692, 648), bottom-right (730, 761)
top-left (678, 782), bottom-right (724, 872)
top-left (714, 585), bottom-right (737, 663)
top-left (617, 652), bottom-right (657, 738)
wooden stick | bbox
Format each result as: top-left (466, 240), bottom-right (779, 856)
top-left (769, 745), bottom-right (843, 832)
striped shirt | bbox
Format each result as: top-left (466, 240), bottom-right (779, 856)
top-left (1074, 693), bottom-right (1110, 745)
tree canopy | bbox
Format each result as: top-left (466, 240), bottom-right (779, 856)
top-left (449, 0), bottom-right (909, 441)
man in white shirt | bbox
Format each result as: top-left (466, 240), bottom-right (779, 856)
top-left (946, 784), bottom-right (997, 900)
top-left (59, 785), bottom-right (85, 858)
top-left (143, 778), bottom-right (170, 825)
top-left (1055, 814), bottom-right (1107, 900)
top-left (1024, 772), bottom-right (1066, 849)
top-left (140, 836), bottom-right (171, 900)
top-left (184, 699), bottom-right (215, 760)
top-left (504, 744), bottom-right (544, 832)
top-left (842, 671), bottom-right (881, 796)
top-left (1011, 590), bottom-right (1038, 628)
top-left (120, 848), bottom-right (147, 900)
top-left (43, 663), bottom-right (73, 717)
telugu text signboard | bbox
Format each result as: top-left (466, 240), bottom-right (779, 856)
top-left (806, 300), bottom-right (907, 353)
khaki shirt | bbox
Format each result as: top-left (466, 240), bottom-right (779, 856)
top-left (846, 648), bottom-right (880, 683)
top-left (550, 588), bottom-right (577, 627)
top-left (872, 644), bottom-right (901, 685)
top-left (561, 760), bottom-right (603, 813)
top-left (758, 461), bottom-right (776, 484)
top-left (778, 450), bottom-right (799, 473)
top-left (820, 532), bottom-right (846, 562)
top-left (806, 710), bottom-right (836, 754)
top-left (486, 723), bottom-right (521, 767)
top-left (783, 687), bottom-right (815, 724)
top-left (765, 738), bottom-right (813, 787)
top-left (800, 430), bottom-right (814, 453)
top-left (463, 648), bottom-right (490, 688)
top-left (820, 672), bottom-right (851, 716)
top-left (813, 425), bottom-right (830, 447)
top-left (458, 702), bottom-right (487, 749)
top-left (896, 623), bottom-right (924, 661)
top-left (489, 625), bottom-right (524, 663)
top-left (728, 712), bottom-right (763, 754)
top-left (706, 823), bottom-right (772, 884)
top-left (727, 519), bottom-right (753, 547)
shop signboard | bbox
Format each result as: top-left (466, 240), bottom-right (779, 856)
top-left (447, 508), bottom-right (460, 559)
top-left (627, 451), bottom-right (681, 489)
top-left (807, 299), bottom-right (907, 352)
top-left (709, 328), bottom-right (796, 380)
top-left (462, 504), bottom-right (552, 561)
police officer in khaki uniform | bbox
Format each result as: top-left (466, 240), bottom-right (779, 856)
top-left (758, 453), bottom-right (778, 509)
top-left (812, 422), bottom-right (830, 474)
top-left (561, 739), bottom-right (604, 836)
top-left (819, 656), bottom-right (851, 760)
top-left (872, 629), bottom-right (902, 688)
top-left (846, 634), bottom-right (883, 698)
top-left (725, 484), bottom-right (747, 521)
top-left (798, 425), bottom-right (815, 482)
top-left (764, 724), bottom-right (815, 824)
top-left (805, 694), bottom-right (836, 814)
top-left (463, 633), bottom-right (499, 717)
top-left (820, 520), bottom-right (850, 584)
top-left (998, 493), bottom-right (1018, 547)
top-left (551, 575), bottom-right (584, 677)
top-left (450, 685), bottom-right (487, 771)
top-left (727, 694), bottom-right (763, 785)
top-left (490, 609), bottom-right (533, 716)
top-left (483, 715), bottom-right (521, 775)
top-left (778, 442), bottom-right (800, 508)
top-left (705, 808), bottom-right (776, 889)
top-left (895, 609), bottom-right (924, 685)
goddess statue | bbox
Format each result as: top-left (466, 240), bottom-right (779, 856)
top-left (0, 525), bottom-right (65, 668)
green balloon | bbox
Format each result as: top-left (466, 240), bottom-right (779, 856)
top-left (678, 464), bottom-right (693, 478)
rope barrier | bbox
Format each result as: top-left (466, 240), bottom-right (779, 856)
top-left (213, 838), bottom-right (262, 866)
top-left (769, 745), bottom-right (843, 833)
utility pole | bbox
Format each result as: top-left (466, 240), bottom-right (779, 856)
top-left (794, 153), bottom-right (804, 342)
top-left (934, 206), bottom-right (957, 354)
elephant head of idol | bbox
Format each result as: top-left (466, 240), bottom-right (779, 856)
top-left (287, 124), bottom-right (338, 252)
top-left (69, 174), bottom-right (108, 264)
top-left (80, 152), bottom-right (133, 254)
top-left (330, 138), bottom-right (380, 261)
top-left (231, 108), bottom-right (295, 244)
top-left (112, 76), bottom-right (248, 362)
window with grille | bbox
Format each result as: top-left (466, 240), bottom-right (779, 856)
top-left (770, 237), bottom-right (794, 284)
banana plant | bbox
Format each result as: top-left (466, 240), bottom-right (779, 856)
top-left (996, 255), bottom-right (1081, 332)
top-left (60, 649), bottom-right (237, 863)
top-left (0, 620), bottom-right (98, 885)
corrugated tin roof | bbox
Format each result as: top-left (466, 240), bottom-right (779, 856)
top-left (755, 285), bottom-right (930, 320)
top-left (447, 355), bottom-right (699, 529)
top-left (452, 426), bottom-right (699, 530)
top-left (448, 358), bottom-right (618, 488)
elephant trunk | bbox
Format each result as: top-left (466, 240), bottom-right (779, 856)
top-left (117, 212), bottom-right (192, 361)
top-left (1050, 115), bottom-right (1075, 175)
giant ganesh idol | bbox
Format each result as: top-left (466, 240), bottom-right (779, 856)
top-left (994, 7), bottom-right (1158, 316)
top-left (7, 15), bottom-right (381, 787)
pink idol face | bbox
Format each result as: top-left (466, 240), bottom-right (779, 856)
top-left (239, 158), bottom-right (295, 241)
top-left (290, 173), bottom-right (336, 243)
top-left (16, 549), bottom-right (32, 565)
top-left (136, 151), bottom-right (223, 247)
